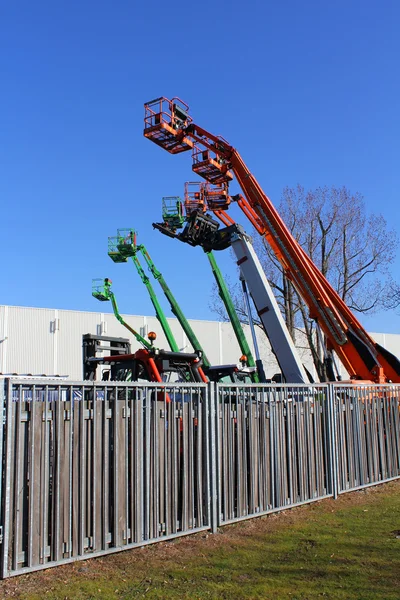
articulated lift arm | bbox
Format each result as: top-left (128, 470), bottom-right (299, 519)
top-left (92, 278), bottom-right (152, 349)
top-left (144, 97), bottom-right (400, 383)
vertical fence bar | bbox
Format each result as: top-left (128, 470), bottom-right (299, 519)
top-left (208, 383), bottom-right (218, 533)
top-left (12, 391), bottom-right (23, 572)
top-left (27, 388), bottom-right (37, 567)
top-left (392, 392), bottom-right (400, 473)
top-left (78, 390), bottom-right (85, 556)
top-left (239, 388), bottom-right (247, 516)
top-left (67, 388), bottom-right (73, 558)
top-left (328, 384), bottom-right (338, 499)
top-left (195, 386), bottom-right (203, 528)
top-left (124, 390), bottom-right (130, 543)
top-left (54, 389), bottom-right (62, 561)
top-left (137, 389), bottom-right (144, 543)
top-left (1, 381), bottom-right (14, 578)
top-left (216, 384), bottom-right (222, 526)
top-left (0, 380), bottom-right (5, 559)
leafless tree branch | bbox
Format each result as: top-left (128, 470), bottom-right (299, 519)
top-left (210, 185), bottom-right (399, 380)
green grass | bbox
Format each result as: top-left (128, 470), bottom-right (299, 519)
top-left (2, 480), bottom-right (399, 599)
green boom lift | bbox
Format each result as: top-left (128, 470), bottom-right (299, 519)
top-left (108, 225), bottom-right (211, 367)
top-left (108, 231), bottom-right (180, 353)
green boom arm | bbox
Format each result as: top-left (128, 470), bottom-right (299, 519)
top-left (138, 245), bottom-right (211, 368)
top-left (92, 278), bottom-right (152, 350)
top-left (206, 252), bottom-right (259, 382)
top-left (130, 256), bottom-right (180, 353)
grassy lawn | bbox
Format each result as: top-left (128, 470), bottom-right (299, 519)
top-left (1, 480), bottom-right (399, 599)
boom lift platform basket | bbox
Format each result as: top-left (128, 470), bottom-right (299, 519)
top-left (184, 181), bottom-right (206, 214)
top-left (92, 278), bottom-right (111, 301)
top-left (162, 197), bottom-right (185, 230)
top-left (108, 229), bottom-right (137, 262)
top-left (192, 146), bottom-right (234, 185)
top-left (108, 237), bottom-right (128, 263)
top-left (116, 229), bottom-right (136, 257)
top-left (144, 97), bottom-right (193, 154)
top-left (184, 182), bottom-right (231, 214)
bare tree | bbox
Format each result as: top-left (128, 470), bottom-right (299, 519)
top-left (382, 281), bottom-right (400, 311)
top-left (211, 185), bottom-right (398, 380)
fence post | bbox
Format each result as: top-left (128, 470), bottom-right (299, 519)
top-left (0, 379), bottom-right (13, 578)
top-left (0, 380), bottom-right (5, 526)
top-left (0, 379), bottom-right (5, 557)
top-left (327, 384), bottom-right (338, 499)
top-left (208, 382), bottom-right (218, 533)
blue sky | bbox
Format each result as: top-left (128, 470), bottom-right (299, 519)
top-left (1, 0), bottom-right (399, 333)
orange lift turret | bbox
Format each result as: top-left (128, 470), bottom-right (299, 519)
top-left (144, 97), bottom-right (400, 383)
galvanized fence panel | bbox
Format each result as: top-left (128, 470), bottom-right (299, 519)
top-left (0, 380), bottom-right (211, 578)
top-left (331, 384), bottom-right (400, 493)
top-left (215, 384), bottom-right (333, 525)
top-left (0, 378), bottom-right (399, 578)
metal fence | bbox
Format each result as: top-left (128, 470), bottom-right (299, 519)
top-left (0, 379), bottom-right (399, 578)
top-left (214, 384), bottom-right (333, 525)
top-left (331, 384), bottom-right (400, 494)
top-left (0, 380), bottom-right (211, 577)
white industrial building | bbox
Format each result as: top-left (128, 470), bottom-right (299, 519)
top-left (1, 305), bottom-right (400, 381)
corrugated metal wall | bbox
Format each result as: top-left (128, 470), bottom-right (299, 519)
top-left (1, 305), bottom-right (399, 380)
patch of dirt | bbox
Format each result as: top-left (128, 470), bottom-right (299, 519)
top-left (391, 529), bottom-right (400, 538)
top-left (0, 480), bottom-right (399, 598)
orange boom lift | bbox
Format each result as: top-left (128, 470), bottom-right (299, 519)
top-left (144, 97), bottom-right (400, 383)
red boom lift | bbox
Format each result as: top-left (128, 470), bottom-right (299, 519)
top-left (144, 97), bottom-right (400, 383)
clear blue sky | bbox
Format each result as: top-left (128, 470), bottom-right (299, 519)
top-left (1, 0), bottom-right (399, 333)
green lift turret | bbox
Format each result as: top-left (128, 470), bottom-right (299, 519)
top-left (159, 199), bottom-right (260, 383)
top-left (92, 278), bottom-right (153, 349)
top-left (108, 223), bottom-right (211, 368)
top-left (108, 232), bottom-right (180, 353)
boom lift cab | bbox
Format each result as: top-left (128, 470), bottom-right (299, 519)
top-left (83, 334), bottom-right (131, 381)
top-left (83, 333), bottom-right (207, 384)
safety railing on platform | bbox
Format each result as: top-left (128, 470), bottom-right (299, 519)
top-left (0, 379), bottom-right (399, 578)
